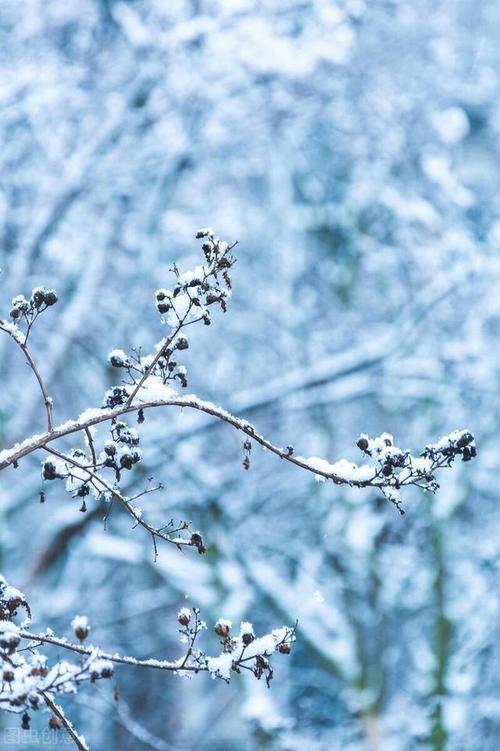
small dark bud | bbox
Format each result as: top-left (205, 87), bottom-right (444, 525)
top-left (120, 452), bottom-right (133, 470)
top-left (242, 631), bottom-right (255, 646)
top-left (178, 609), bottom-right (191, 627)
top-left (39, 491), bottom-right (45, 503)
top-left (31, 289), bottom-right (45, 307)
top-left (110, 354), bottom-right (126, 368)
top-left (49, 715), bottom-right (63, 730)
top-left (278, 643), bottom-right (291, 654)
top-left (242, 455), bottom-right (250, 470)
top-left (176, 337), bottom-right (189, 350)
top-left (73, 621), bottom-right (89, 642)
top-left (43, 290), bottom-right (58, 306)
top-left (190, 532), bottom-right (206, 554)
top-left (456, 432), bottom-right (473, 448)
top-left (357, 437), bottom-right (369, 452)
top-left (42, 461), bottom-right (59, 481)
top-left (214, 620), bottom-right (231, 638)
top-left (22, 712), bottom-right (31, 730)
top-left (9, 307), bottom-right (20, 319)
top-left (157, 302), bottom-right (170, 314)
top-left (137, 408), bottom-right (145, 424)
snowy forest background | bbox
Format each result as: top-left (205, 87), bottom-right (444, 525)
top-left (0, 0), bottom-right (498, 748)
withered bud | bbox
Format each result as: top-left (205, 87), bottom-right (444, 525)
top-left (49, 715), bottom-right (63, 730)
top-left (178, 608), bottom-right (191, 627)
top-left (214, 620), bottom-right (231, 639)
top-left (190, 532), bottom-right (206, 555)
top-left (356, 437), bottom-right (369, 453)
top-left (72, 616), bottom-right (90, 642)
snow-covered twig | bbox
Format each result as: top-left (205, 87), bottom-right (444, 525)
top-left (42, 694), bottom-right (89, 751)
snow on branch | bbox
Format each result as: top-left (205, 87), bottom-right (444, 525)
top-left (0, 575), bottom-right (294, 746)
top-left (0, 230), bottom-right (476, 531)
top-left (0, 228), bottom-right (477, 746)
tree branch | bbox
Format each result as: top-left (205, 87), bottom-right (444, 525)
top-left (41, 445), bottom-right (196, 552)
top-left (42, 694), bottom-right (89, 751)
top-left (0, 323), bottom-right (53, 432)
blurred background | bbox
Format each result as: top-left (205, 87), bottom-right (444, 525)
top-left (0, 0), bottom-right (499, 748)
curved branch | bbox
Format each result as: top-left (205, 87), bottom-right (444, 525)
top-left (0, 395), bottom-right (472, 500)
top-left (0, 395), bottom-right (365, 483)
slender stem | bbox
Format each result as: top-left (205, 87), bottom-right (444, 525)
top-left (125, 318), bottom-right (186, 407)
top-left (42, 445), bottom-right (195, 551)
top-left (124, 239), bottom-right (237, 407)
top-left (84, 427), bottom-right (97, 470)
top-left (21, 630), bottom-right (204, 673)
top-left (0, 322), bottom-right (53, 431)
top-left (19, 341), bottom-right (53, 431)
top-left (42, 693), bottom-right (89, 751)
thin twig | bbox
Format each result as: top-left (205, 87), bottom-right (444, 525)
top-left (41, 445), bottom-right (195, 552)
top-left (7, 329), bottom-right (53, 431)
top-left (42, 693), bottom-right (89, 751)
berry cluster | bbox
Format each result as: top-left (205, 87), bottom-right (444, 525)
top-left (104, 230), bottom-right (236, 402)
top-left (354, 429), bottom-right (477, 514)
top-left (9, 287), bottom-right (57, 324)
top-left (422, 430), bottom-right (477, 463)
top-left (101, 421), bottom-right (142, 479)
top-left (0, 577), bottom-right (113, 728)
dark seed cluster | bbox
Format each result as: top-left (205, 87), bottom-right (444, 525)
top-left (9, 287), bottom-right (58, 323)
